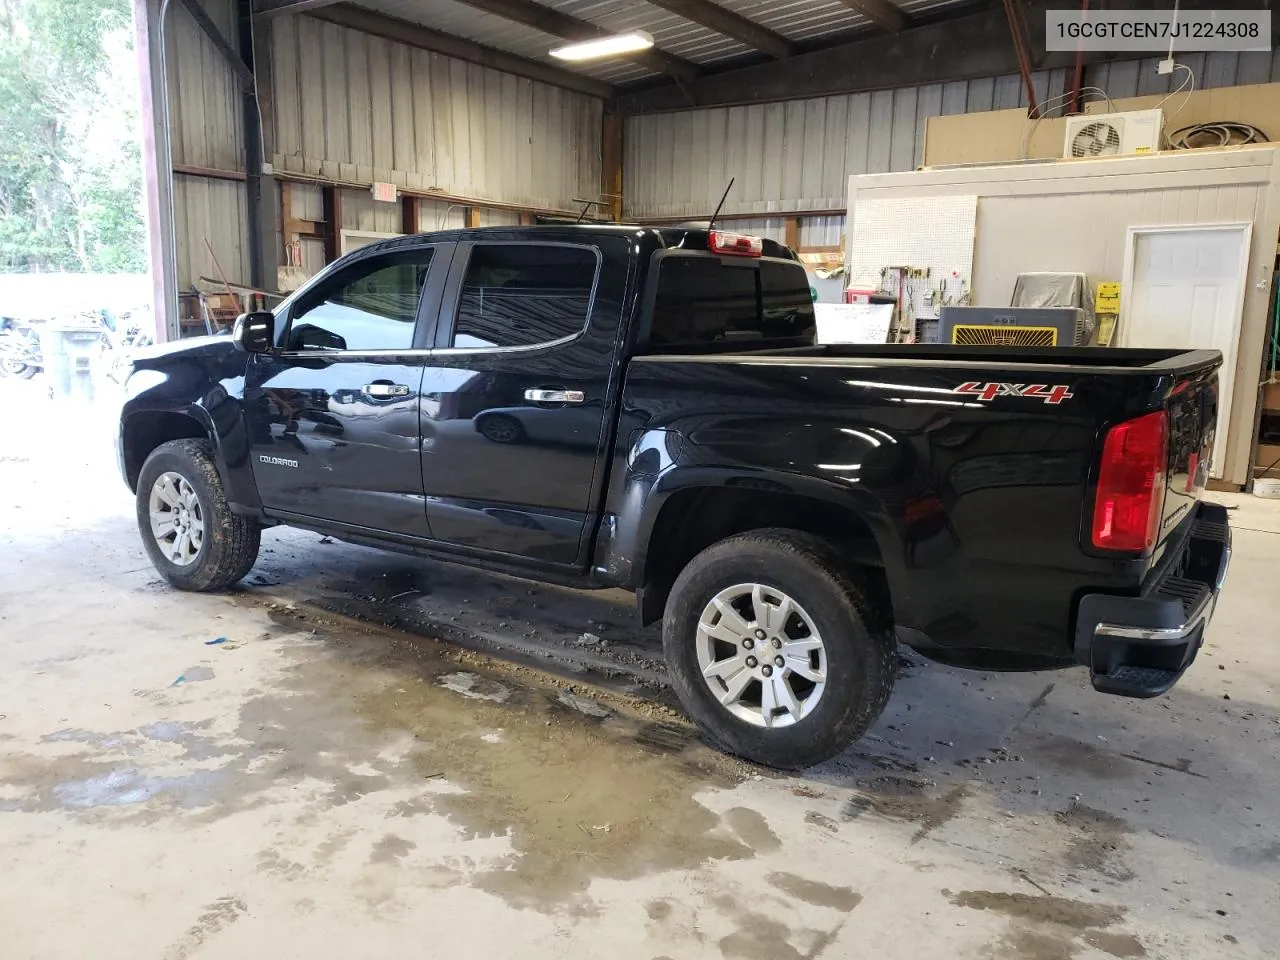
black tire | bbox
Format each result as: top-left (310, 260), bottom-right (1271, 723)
top-left (662, 529), bottom-right (896, 769)
top-left (136, 439), bottom-right (261, 591)
top-left (476, 413), bottom-right (524, 444)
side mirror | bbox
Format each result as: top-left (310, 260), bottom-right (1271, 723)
top-left (233, 311), bottom-right (275, 354)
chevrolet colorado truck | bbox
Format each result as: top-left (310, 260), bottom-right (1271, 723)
top-left (118, 225), bottom-right (1231, 768)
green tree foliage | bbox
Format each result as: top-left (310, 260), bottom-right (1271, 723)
top-left (0, 0), bottom-right (145, 272)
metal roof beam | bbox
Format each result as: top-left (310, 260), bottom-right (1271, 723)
top-left (834, 0), bottom-right (910, 33)
top-left (642, 0), bottom-right (797, 59)
top-left (449, 0), bottom-right (699, 82)
top-left (306, 3), bottom-right (615, 99)
top-left (255, 0), bottom-right (345, 14)
top-left (613, 3), bottom-right (1109, 113)
top-left (179, 0), bottom-right (255, 86)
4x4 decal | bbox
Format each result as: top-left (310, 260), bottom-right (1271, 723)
top-left (955, 382), bottom-right (1074, 405)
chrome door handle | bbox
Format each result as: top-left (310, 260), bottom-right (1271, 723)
top-left (362, 382), bottom-right (410, 398)
top-left (524, 389), bottom-right (585, 404)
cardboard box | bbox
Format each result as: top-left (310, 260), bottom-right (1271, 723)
top-left (923, 82), bottom-right (1280, 168)
top-left (1254, 442), bottom-right (1280, 474)
top-left (1261, 381), bottom-right (1280, 412)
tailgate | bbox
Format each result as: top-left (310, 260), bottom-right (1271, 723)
top-left (1159, 362), bottom-right (1220, 546)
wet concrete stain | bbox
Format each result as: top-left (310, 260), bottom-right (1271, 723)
top-left (172, 665), bottom-right (216, 686)
top-left (645, 899), bottom-right (673, 921)
top-left (723, 807), bottom-right (781, 853)
top-left (52, 766), bottom-right (223, 809)
top-left (228, 605), bottom-right (759, 913)
top-left (437, 671), bottom-right (512, 702)
top-left (1054, 803), bottom-right (1135, 882)
top-left (162, 896), bottom-right (247, 960)
top-left (1019, 683), bottom-right (1056, 725)
top-left (949, 890), bottom-right (1124, 928)
top-left (1117, 752), bottom-right (1206, 779)
top-left (949, 889), bottom-right (1144, 960)
top-left (998, 928), bottom-right (1076, 960)
top-left (41, 721), bottom-right (234, 763)
top-left (281, 554), bottom-right (672, 694)
top-left (803, 811), bottom-right (839, 834)
top-left (1082, 931), bottom-right (1148, 958)
top-left (2, 602), bottom-right (753, 931)
top-left (712, 894), bottom-right (842, 960)
top-left (766, 872), bottom-right (862, 912)
top-left (840, 772), bottom-right (969, 843)
top-left (1029, 735), bottom-right (1135, 781)
top-left (369, 834), bottom-right (417, 865)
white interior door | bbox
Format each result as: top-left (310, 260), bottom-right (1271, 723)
top-left (1121, 225), bottom-right (1251, 476)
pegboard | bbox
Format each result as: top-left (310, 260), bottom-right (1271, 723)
top-left (847, 195), bottom-right (978, 327)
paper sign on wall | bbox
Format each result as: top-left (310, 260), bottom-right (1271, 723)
top-left (814, 302), bottom-right (893, 344)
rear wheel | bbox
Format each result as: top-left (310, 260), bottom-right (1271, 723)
top-left (136, 439), bottom-right (260, 591)
top-left (662, 529), bottom-right (895, 769)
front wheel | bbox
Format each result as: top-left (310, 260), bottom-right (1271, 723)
top-left (137, 439), bottom-right (261, 591)
top-left (662, 529), bottom-right (896, 769)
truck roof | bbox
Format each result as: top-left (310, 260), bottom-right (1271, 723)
top-left (371, 223), bottom-right (799, 261)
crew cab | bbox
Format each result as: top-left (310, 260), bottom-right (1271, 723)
top-left (118, 225), bottom-right (1230, 768)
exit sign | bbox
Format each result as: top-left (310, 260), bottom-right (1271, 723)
top-left (371, 181), bottom-right (398, 203)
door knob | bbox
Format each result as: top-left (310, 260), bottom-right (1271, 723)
top-left (362, 382), bottom-right (410, 398)
top-left (524, 388), bottom-right (585, 404)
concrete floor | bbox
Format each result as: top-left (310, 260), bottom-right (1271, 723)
top-left (1, 376), bottom-right (1278, 960)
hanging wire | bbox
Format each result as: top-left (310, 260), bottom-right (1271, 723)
top-left (1019, 87), bottom-right (1115, 160)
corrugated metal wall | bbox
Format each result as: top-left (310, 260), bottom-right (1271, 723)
top-left (173, 177), bottom-right (250, 290)
top-left (624, 69), bottom-right (1065, 219)
top-left (166, 0), bottom-right (250, 290)
top-left (269, 15), bottom-right (603, 212)
top-left (623, 51), bottom-right (1280, 231)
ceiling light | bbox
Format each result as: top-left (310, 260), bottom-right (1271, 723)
top-left (550, 31), bottom-right (654, 61)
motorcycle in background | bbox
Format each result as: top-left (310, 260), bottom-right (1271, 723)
top-left (0, 318), bottom-right (42, 380)
top-left (0, 309), bottom-right (154, 383)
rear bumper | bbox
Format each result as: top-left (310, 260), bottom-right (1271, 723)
top-left (1074, 502), bottom-right (1231, 698)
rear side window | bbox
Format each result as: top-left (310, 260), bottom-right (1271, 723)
top-left (451, 244), bottom-right (598, 349)
top-left (649, 256), bottom-right (815, 347)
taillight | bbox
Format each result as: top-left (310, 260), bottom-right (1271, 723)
top-left (709, 231), bottom-right (763, 257)
top-left (1092, 411), bottom-right (1168, 552)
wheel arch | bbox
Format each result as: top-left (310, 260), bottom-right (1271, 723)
top-left (121, 409), bottom-right (213, 492)
top-left (631, 469), bottom-right (900, 627)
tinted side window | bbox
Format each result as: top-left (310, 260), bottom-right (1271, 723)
top-left (288, 249), bottom-right (432, 351)
top-left (651, 258), bottom-right (758, 346)
top-left (452, 245), bottom-right (598, 349)
top-left (650, 256), bottom-right (815, 346)
top-left (761, 260), bottom-right (817, 333)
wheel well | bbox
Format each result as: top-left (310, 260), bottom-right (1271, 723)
top-left (121, 412), bottom-right (209, 491)
top-left (638, 487), bottom-right (890, 625)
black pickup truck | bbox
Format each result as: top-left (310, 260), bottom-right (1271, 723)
top-left (118, 225), bottom-right (1230, 768)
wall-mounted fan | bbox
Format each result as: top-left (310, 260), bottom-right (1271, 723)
top-left (1062, 110), bottom-right (1164, 159)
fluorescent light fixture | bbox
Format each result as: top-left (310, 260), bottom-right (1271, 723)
top-left (550, 31), bottom-right (654, 61)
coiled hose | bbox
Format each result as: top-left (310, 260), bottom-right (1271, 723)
top-left (1169, 122), bottom-right (1269, 149)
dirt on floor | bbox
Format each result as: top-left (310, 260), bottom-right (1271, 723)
top-left (1, 376), bottom-right (1279, 960)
